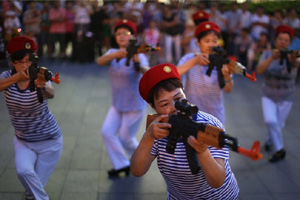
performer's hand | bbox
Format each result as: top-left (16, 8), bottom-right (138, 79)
top-left (221, 64), bottom-right (232, 79)
top-left (187, 135), bottom-right (209, 154)
top-left (16, 68), bottom-right (29, 81)
top-left (113, 49), bottom-right (127, 59)
top-left (35, 71), bottom-right (47, 89)
top-left (289, 50), bottom-right (299, 63)
top-left (146, 114), bottom-right (171, 139)
top-left (133, 54), bottom-right (140, 63)
top-left (271, 49), bottom-right (280, 60)
top-left (196, 53), bottom-right (210, 66)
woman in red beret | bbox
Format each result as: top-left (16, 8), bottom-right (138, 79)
top-left (181, 10), bottom-right (210, 54)
top-left (177, 21), bottom-right (234, 125)
top-left (97, 19), bottom-right (150, 177)
top-left (131, 63), bottom-right (239, 199)
top-left (256, 25), bottom-right (300, 162)
top-left (0, 36), bottom-right (62, 200)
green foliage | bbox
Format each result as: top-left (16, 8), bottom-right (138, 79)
top-left (247, 1), bottom-right (300, 17)
top-left (217, 1), bottom-right (300, 17)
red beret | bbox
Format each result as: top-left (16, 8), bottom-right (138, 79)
top-left (275, 25), bottom-right (294, 38)
top-left (6, 36), bottom-right (37, 55)
top-left (192, 11), bottom-right (209, 23)
top-left (194, 22), bottom-right (220, 38)
top-left (114, 19), bottom-right (137, 35)
top-left (139, 63), bottom-right (181, 103)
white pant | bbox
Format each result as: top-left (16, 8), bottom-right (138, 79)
top-left (14, 136), bottom-right (63, 200)
top-left (165, 34), bottom-right (182, 63)
top-left (262, 97), bottom-right (292, 151)
top-left (101, 106), bottom-right (145, 170)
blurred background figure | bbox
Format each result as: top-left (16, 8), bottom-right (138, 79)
top-left (72, 0), bottom-right (93, 62)
top-left (256, 25), bottom-right (300, 163)
top-left (247, 32), bottom-right (271, 72)
top-left (283, 8), bottom-right (300, 30)
top-left (161, 4), bottom-right (185, 64)
top-left (143, 19), bottom-right (162, 66)
top-left (64, 0), bottom-right (75, 60)
top-left (181, 9), bottom-right (209, 54)
top-left (3, 0), bottom-right (22, 44)
top-left (269, 9), bottom-right (283, 46)
top-left (39, 1), bottom-right (50, 59)
top-left (234, 27), bottom-right (253, 67)
top-left (22, 0), bottom-right (41, 57)
top-left (250, 6), bottom-right (269, 41)
top-left (90, 0), bottom-right (109, 60)
top-left (48, 0), bottom-right (66, 59)
top-left (225, 2), bottom-right (241, 56)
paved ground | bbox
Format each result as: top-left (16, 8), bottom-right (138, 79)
top-left (0, 58), bottom-right (300, 200)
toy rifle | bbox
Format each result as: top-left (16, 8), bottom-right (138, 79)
top-left (205, 46), bottom-right (256, 88)
top-left (146, 99), bottom-right (263, 175)
top-left (278, 49), bottom-right (300, 73)
top-left (126, 37), bottom-right (161, 71)
top-left (28, 54), bottom-right (60, 103)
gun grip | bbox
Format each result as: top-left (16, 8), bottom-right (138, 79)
top-left (125, 58), bottom-right (130, 66)
top-left (184, 141), bottom-right (201, 174)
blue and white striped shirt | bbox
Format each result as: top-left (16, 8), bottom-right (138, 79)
top-left (106, 48), bottom-right (148, 112)
top-left (151, 111), bottom-right (239, 200)
top-left (177, 53), bottom-right (226, 124)
top-left (0, 70), bottom-right (61, 142)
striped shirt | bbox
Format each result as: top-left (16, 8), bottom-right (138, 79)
top-left (177, 53), bottom-right (226, 124)
top-left (151, 111), bottom-right (239, 200)
top-left (0, 70), bottom-right (61, 142)
top-left (106, 48), bottom-right (148, 112)
top-left (259, 50), bottom-right (298, 102)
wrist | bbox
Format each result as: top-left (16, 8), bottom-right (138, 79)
top-left (144, 130), bottom-right (156, 141)
top-left (224, 77), bottom-right (232, 83)
top-left (41, 85), bottom-right (47, 91)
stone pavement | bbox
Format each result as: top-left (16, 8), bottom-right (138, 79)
top-left (0, 59), bottom-right (300, 200)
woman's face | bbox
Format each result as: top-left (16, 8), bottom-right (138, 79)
top-left (115, 27), bottom-right (132, 48)
top-left (197, 32), bottom-right (219, 54)
top-left (152, 88), bottom-right (186, 115)
top-left (12, 54), bottom-right (31, 73)
top-left (275, 33), bottom-right (291, 50)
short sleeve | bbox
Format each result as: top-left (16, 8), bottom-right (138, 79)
top-left (259, 51), bottom-right (272, 63)
top-left (150, 139), bottom-right (158, 157)
top-left (0, 71), bottom-right (11, 79)
top-left (138, 53), bottom-right (150, 66)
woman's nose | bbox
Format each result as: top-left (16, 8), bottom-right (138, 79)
top-left (170, 101), bottom-right (177, 114)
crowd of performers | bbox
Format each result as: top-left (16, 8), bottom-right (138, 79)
top-left (0, 4), bottom-right (299, 200)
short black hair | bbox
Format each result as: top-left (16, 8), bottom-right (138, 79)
top-left (275, 31), bottom-right (292, 41)
top-left (196, 30), bottom-right (220, 41)
top-left (194, 19), bottom-right (208, 26)
top-left (148, 78), bottom-right (183, 106)
top-left (115, 25), bottom-right (134, 35)
top-left (10, 49), bottom-right (34, 62)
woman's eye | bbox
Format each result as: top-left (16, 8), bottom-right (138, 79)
top-left (175, 97), bottom-right (184, 102)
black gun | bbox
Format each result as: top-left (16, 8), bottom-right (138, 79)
top-left (125, 37), bottom-right (160, 70)
top-left (28, 54), bottom-right (60, 103)
top-left (206, 46), bottom-right (256, 88)
top-left (147, 99), bottom-right (263, 175)
top-left (279, 49), bottom-right (300, 73)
